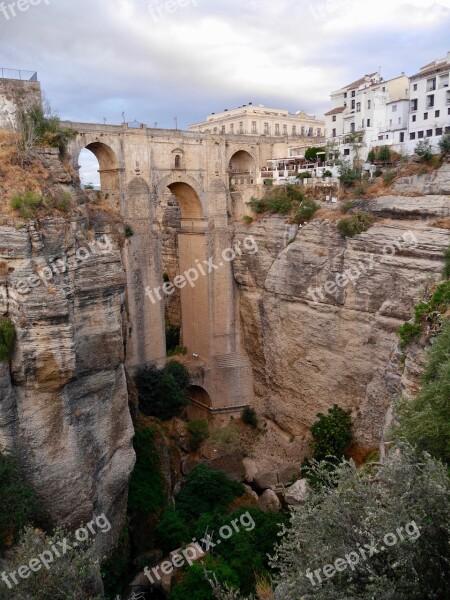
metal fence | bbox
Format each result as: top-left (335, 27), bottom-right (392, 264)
top-left (0, 68), bottom-right (38, 81)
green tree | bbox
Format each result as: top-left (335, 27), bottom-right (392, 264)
top-left (305, 147), bottom-right (326, 161)
top-left (128, 428), bottom-right (165, 515)
top-left (155, 507), bottom-right (189, 552)
top-left (0, 319), bottom-right (15, 361)
top-left (170, 556), bottom-right (240, 600)
top-left (134, 361), bottom-right (190, 420)
top-left (438, 132), bottom-right (450, 155)
top-left (415, 139), bottom-right (433, 162)
top-left (377, 146), bottom-right (392, 163)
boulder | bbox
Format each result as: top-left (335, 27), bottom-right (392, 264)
top-left (254, 470), bottom-right (278, 490)
top-left (284, 479), bottom-right (310, 506)
top-left (258, 489), bottom-right (281, 512)
top-left (243, 457), bottom-right (258, 483)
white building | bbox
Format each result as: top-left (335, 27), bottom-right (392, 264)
top-left (407, 51), bottom-right (450, 152)
top-left (188, 104), bottom-right (325, 139)
top-left (325, 72), bottom-right (410, 163)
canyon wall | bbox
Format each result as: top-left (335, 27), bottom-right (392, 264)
top-left (233, 165), bottom-right (450, 476)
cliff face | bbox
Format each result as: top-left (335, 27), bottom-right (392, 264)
top-left (233, 167), bottom-right (450, 474)
top-left (0, 149), bottom-right (135, 557)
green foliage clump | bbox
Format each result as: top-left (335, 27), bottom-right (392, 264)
top-left (398, 280), bottom-right (450, 348)
top-left (309, 404), bottom-right (352, 462)
top-left (393, 320), bottom-right (450, 464)
top-left (248, 184), bottom-right (303, 216)
top-left (439, 132), bottom-right (450, 155)
top-left (322, 169), bottom-right (333, 178)
top-left (165, 322), bottom-right (181, 354)
top-left (187, 419), bottom-right (209, 451)
top-left (128, 428), bottom-right (165, 515)
top-left (271, 446), bottom-right (450, 600)
top-left (169, 555), bottom-right (240, 600)
top-left (0, 526), bottom-right (102, 600)
top-left (338, 159), bottom-right (362, 188)
top-left (101, 524), bottom-right (132, 598)
top-left (176, 464), bottom-right (244, 522)
top-left (242, 215), bottom-right (253, 225)
top-left (293, 198), bottom-right (319, 222)
top-left (305, 147), bottom-right (326, 161)
top-left (167, 345), bottom-right (188, 357)
top-left (443, 244), bottom-right (450, 279)
top-left (378, 146), bottom-right (392, 163)
top-left (337, 211), bottom-right (375, 237)
top-left (241, 406), bottom-right (258, 428)
top-left (134, 360), bottom-right (190, 420)
top-left (0, 450), bottom-right (41, 553)
top-left (0, 318), bottom-right (15, 362)
top-left (11, 190), bottom-right (71, 219)
top-left (155, 507), bottom-right (189, 552)
top-left (367, 149), bottom-right (376, 163)
top-left (340, 200), bottom-right (354, 214)
top-left (383, 169), bottom-right (395, 185)
top-left (295, 171), bottom-right (312, 180)
top-left (19, 106), bottom-right (75, 156)
top-left (374, 168), bottom-right (383, 177)
top-left (415, 138), bottom-right (433, 162)
top-left (124, 225), bottom-right (134, 238)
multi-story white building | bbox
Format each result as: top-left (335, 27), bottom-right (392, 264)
top-left (188, 104), bottom-right (325, 139)
top-left (407, 51), bottom-right (450, 151)
top-left (325, 72), bottom-right (410, 163)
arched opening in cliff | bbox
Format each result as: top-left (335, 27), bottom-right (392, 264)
top-left (187, 385), bottom-right (212, 420)
top-left (78, 142), bottom-right (119, 193)
top-left (157, 180), bottom-right (210, 361)
top-left (229, 150), bottom-right (255, 176)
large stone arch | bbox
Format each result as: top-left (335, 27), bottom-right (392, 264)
top-left (80, 141), bottom-right (120, 192)
top-left (157, 173), bottom-right (205, 220)
top-left (228, 149), bottom-right (256, 175)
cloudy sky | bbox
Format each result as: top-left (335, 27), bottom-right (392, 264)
top-left (1, 0), bottom-right (449, 182)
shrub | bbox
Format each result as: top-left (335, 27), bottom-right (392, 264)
top-left (242, 215), bottom-right (253, 225)
top-left (293, 198), bottom-right (319, 222)
top-left (322, 169), bottom-right (333, 178)
top-left (443, 244), bottom-right (450, 279)
top-left (393, 320), bottom-right (450, 464)
top-left (11, 191), bottom-right (42, 219)
top-left (0, 526), bottom-right (103, 600)
top-left (187, 419), bottom-right (209, 451)
top-left (296, 171), bottom-right (312, 180)
top-left (374, 168), bottom-right (383, 177)
top-left (18, 105), bottom-right (75, 157)
top-left (340, 200), bottom-right (354, 214)
top-left (309, 404), bottom-right (352, 462)
top-left (378, 146), bottom-right (392, 163)
top-left (337, 211), bottom-right (375, 237)
top-left (305, 147), bottom-right (325, 161)
top-left (0, 450), bottom-right (41, 553)
top-left (415, 139), bottom-right (433, 162)
top-left (167, 345), bottom-right (188, 357)
top-left (0, 319), bottom-right (15, 362)
top-left (367, 149), bottom-right (376, 163)
top-left (176, 464), bottom-right (244, 522)
top-left (124, 225), bottom-right (134, 238)
top-left (128, 428), bottom-right (165, 515)
top-left (248, 185), bottom-right (304, 216)
top-left (271, 447), bottom-right (450, 600)
top-left (398, 322), bottom-right (422, 348)
top-left (155, 507), bottom-right (189, 552)
top-left (383, 169), bottom-right (395, 185)
top-left (101, 524), bottom-right (132, 598)
top-left (166, 322), bottom-right (181, 354)
top-left (134, 361), bottom-right (190, 420)
top-left (210, 424), bottom-right (241, 454)
top-left (338, 159), bottom-right (362, 188)
top-left (438, 132), bottom-right (450, 155)
top-left (241, 406), bottom-right (258, 428)
top-left (170, 555), bottom-right (240, 600)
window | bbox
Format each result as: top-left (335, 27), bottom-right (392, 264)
top-left (351, 99), bottom-right (356, 109)
top-left (448, 108), bottom-right (450, 115)
top-left (367, 118), bottom-right (371, 127)
top-left (292, 125), bottom-right (297, 135)
top-left (410, 132), bottom-right (416, 140)
top-left (439, 74), bottom-right (449, 88)
top-left (435, 110), bottom-right (440, 118)
top-left (378, 135), bottom-right (383, 141)
top-left (317, 128), bottom-right (321, 136)
top-left (264, 122), bottom-right (269, 134)
top-left (390, 119), bottom-right (393, 126)
top-left (398, 117), bottom-right (401, 124)
top-left (400, 132), bottom-right (405, 142)
top-left (413, 83), bottom-right (418, 91)
top-left (283, 124), bottom-right (288, 135)
top-left (436, 127), bottom-right (443, 135)
top-left (356, 102), bottom-right (361, 112)
top-left (427, 94), bottom-right (435, 108)
top-left (410, 99), bottom-right (418, 111)
top-left (426, 129), bottom-right (433, 137)
top-left (230, 124), bottom-right (234, 133)
top-left (332, 115), bottom-right (336, 122)
top-left (301, 126), bottom-right (305, 135)
top-left (275, 124), bottom-right (280, 135)
top-left (418, 131), bottom-right (424, 139)
top-left (344, 92), bottom-right (348, 98)
top-left (350, 122), bottom-right (355, 132)
top-left (344, 148), bottom-right (350, 155)
top-left (392, 105), bottom-right (397, 112)
top-left (239, 121), bottom-right (244, 133)
top-left (351, 90), bottom-right (356, 97)
top-left (446, 126), bottom-right (450, 133)
top-left (412, 114), bottom-right (417, 122)
top-left (368, 100), bottom-right (371, 109)
top-left (332, 128), bottom-right (336, 137)
top-left (447, 90), bottom-right (450, 104)
top-left (251, 121), bottom-right (257, 133)
top-left (427, 77), bottom-right (436, 91)
top-left (424, 113), bottom-right (428, 120)
top-left (213, 127), bottom-right (217, 133)
top-left (382, 87), bottom-right (386, 92)
top-left (221, 125), bottom-right (225, 134)
top-left (174, 155), bottom-right (181, 168)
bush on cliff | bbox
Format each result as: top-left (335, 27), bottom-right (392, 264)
top-left (134, 360), bottom-right (190, 420)
top-left (128, 428), bottom-right (165, 515)
top-left (0, 318), bottom-right (15, 361)
top-left (337, 211), bottom-right (375, 237)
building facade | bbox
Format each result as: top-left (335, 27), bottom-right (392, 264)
top-left (188, 104), bottom-right (325, 138)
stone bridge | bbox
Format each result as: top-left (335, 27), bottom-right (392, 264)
top-left (64, 122), bottom-right (294, 419)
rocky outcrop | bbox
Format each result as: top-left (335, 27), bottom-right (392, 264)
top-left (233, 185), bottom-right (450, 473)
top-left (284, 479), bottom-right (309, 506)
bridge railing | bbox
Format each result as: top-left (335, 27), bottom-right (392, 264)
top-left (0, 68), bottom-right (38, 81)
